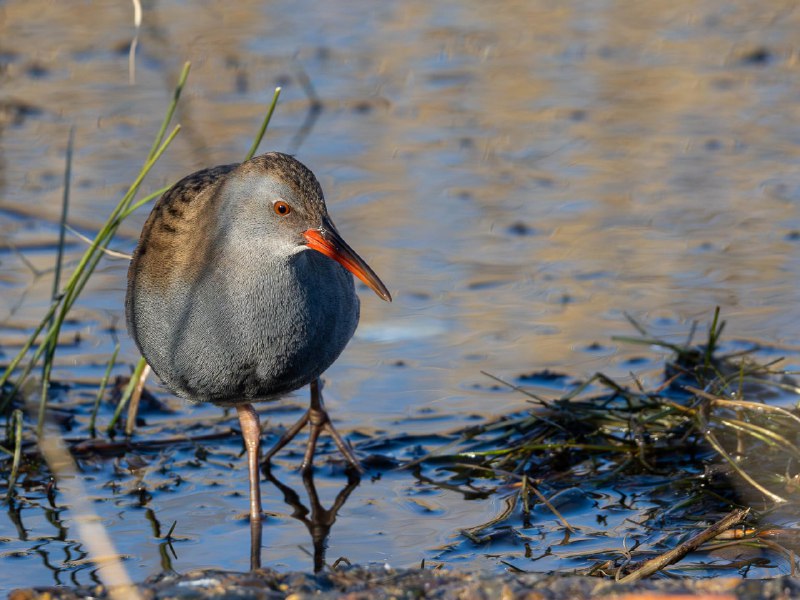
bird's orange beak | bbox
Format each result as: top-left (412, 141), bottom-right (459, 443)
top-left (303, 220), bottom-right (392, 302)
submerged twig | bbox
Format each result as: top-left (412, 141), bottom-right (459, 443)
top-left (685, 386), bottom-right (800, 428)
top-left (480, 371), bottom-right (551, 407)
top-left (527, 481), bottom-right (575, 533)
top-left (68, 429), bottom-right (237, 457)
top-left (461, 492), bottom-right (518, 541)
top-left (619, 508), bottom-right (749, 582)
top-left (703, 430), bottom-right (787, 504)
top-left (52, 126), bottom-right (75, 309)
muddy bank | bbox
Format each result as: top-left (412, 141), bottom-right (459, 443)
top-left (11, 567), bottom-right (800, 600)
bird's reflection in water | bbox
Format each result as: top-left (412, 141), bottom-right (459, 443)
top-left (248, 467), bottom-right (361, 571)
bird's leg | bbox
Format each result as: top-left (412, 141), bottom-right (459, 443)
top-left (301, 412), bottom-right (324, 473)
top-left (301, 379), bottom-right (364, 475)
top-left (236, 403), bottom-right (263, 524)
top-left (249, 518), bottom-right (262, 571)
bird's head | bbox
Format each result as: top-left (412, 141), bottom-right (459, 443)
top-left (228, 152), bottom-right (391, 302)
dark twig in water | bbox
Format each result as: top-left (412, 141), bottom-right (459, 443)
top-left (526, 481), bottom-right (576, 533)
top-left (454, 460), bottom-right (576, 533)
top-left (461, 493), bottom-right (518, 542)
top-left (64, 429), bottom-right (236, 457)
top-left (623, 312), bottom-right (649, 337)
top-left (480, 370), bottom-right (551, 407)
top-left (618, 508), bottom-right (749, 582)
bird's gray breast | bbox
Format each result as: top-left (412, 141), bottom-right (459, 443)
top-left (148, 247), bottom-right (359, 403)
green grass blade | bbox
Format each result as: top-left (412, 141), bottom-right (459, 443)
top-left (38, 127), bottom-right (76, 436)
top-left (4, 125), bottom-right (182, 408)
top-left (244, 87), bottom-right (281, 161)
top-left (704, 429), bottom-right (786, 503)
top-left (147, 62), bottom-right (190, 161)
top-left (107, 356), bottom-right (148, 435)
top-left (51, 126), bottom-right (75, 309)
top-left (119, 185), bottom-right (171, 221)
top-left (89, 343), bottom-right (120, 438)
top-left (5, 409), bottom-right (23, 501)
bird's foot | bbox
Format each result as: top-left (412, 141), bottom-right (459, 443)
top-left (236, 404), bottom-right (264, 525)
top-left (262, 406), bottom-right (364, 475)
top-left (301, 406), bottom-right (364, 475)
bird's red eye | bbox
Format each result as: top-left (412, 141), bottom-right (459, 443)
top-left (273, 201), bottom-right (291, 216)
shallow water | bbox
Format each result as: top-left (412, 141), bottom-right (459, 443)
top-left (2, 0), bottom-right (800, 591)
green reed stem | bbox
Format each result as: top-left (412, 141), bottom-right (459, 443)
top-left (38, 127), bottom-right (76, 435)
top-left (119, 185), bottom-right (171, 221)
top-left (89, 343), bottom-right (120, 438)
top-left (0, 124), bottom-right (182, 417)
top-left (107, 357), bottom-right (148, 435)
top-left (5, 410), bottom-right (23, 501)
top-left (0, 303), bottom-right (59, 396)
top-left (245, 86), bottom-right (281, 161)
top-left (147, 62), bottom-right (190, 162)
top-left (1, 65), bottom-right (185, 400)
top-left (125, 362), bottom-right (149, 436)
top-left (51, 126), bottom-right (75, 310)
top-left (704, 306), bottom-right (722, 371)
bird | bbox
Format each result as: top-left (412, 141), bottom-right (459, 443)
top-left (125, 151), bottom-right (391, 523)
